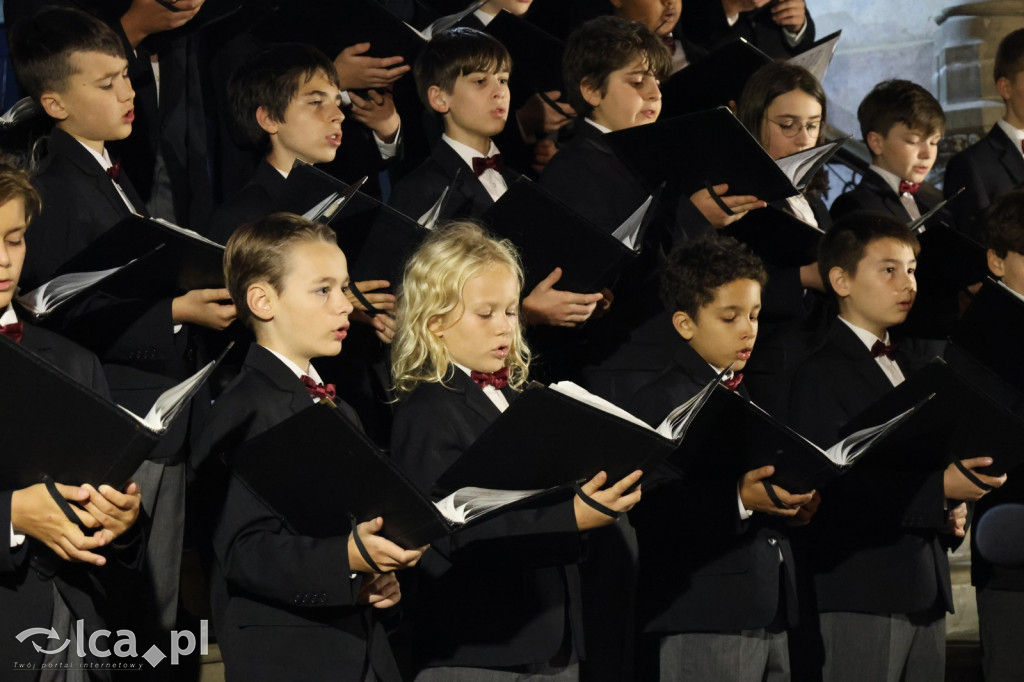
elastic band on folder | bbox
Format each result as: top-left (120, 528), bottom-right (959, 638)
top-left (349, 515), bottom-right (384, 574)
top-left (43, 476), bottom-right (91, 533)
top-left (572, 482), bottom-right (620, 520)
top-left (349, 282), bottom-right (383, 318)
top-left (761, 480), bottom-right (791, 511)
top-left (953, 459), bottom-right (993, 493)
top-left (704, 182), bottom-right (735, 216)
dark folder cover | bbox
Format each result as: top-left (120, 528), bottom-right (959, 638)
top-left (227, 403), bottom-right (516, 549)
top-left (481, 178), bottom-right (645, 294)
top-left (604, 107), bottom-right (800, 203)
top-left (0, 335), bottom-right (159, 490)
top-left (483, 10), bottom-right (565, 108)
top-left (435, 383), bottom-right (677, 494)
top-left (660, 38), bottom-right (771, 117)
top-left (723, 205), bottom-right (823, 268)
top-left (839, 358), bottom-right (1024, 477)
top-left (949, 279), bottom-right (1024, 395)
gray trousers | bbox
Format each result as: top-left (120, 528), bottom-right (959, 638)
top-left (819, 611), bottom-right (945, 682)
top-left (977, 587), bottom-right (1024, 682)
top-left (657, 630), bottom-right (790, 682)
top-left (415, 662), bottom-right (579, 681)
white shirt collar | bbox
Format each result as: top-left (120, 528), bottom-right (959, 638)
top-left (75, 139), bottom-right (113, 171)
top-left (442, 134), bottom-right (500, 170)
top-left (837, 315), bottom-right (890, 351)
top-left (1, 304), bottom-right (17, 326)
top-left (585, 118), bottom-right (612, 135)
top-left (868, 163), bottom-right (907, 197)
top-left (708, 363), bottom-right (734, 382)
top-left (997, 118), bottom-right (1024, 155)
top-left (472, 8), bottom-right (495, 25)
top-left (262, 346), bottom-right (324, 385)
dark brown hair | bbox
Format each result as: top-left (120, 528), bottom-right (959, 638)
top-left (0, 163), bottom-right (42, 225)
top-left (995, 28), bottom-right (1024, 84)
top-left (661, 235), bottom-right (767, 319)
top-left (737, 61), bottom-right (827, 149)
top-left (986, 187), bottom-right (1024, 257)
top-left (818, 211), bottom-right (921, 296)
top-left (413, 27), bottom-right (512, 111)
top-left (856, 79), bottom-right (945, 145)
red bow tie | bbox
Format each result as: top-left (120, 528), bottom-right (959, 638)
top-left (107, 160), bottom-right (122, 183)
top-left (471, 154), bottom-right (504, 176)
top-left (300, 375), bottom-right (336, 401)
top-left (470, 366), bottom-right (509, 390)
top-left (661, 34), bottom-right (677, 55)
top-left (0, 321), bottom-right (23, 344)
top-left (721, 373), bottom-right (743, 391)
top-left (870, 340), bottom-right (897, 360)
top-left (898, 180), bottom-right (920, 195)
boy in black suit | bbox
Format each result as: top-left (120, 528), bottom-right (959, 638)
top-left (191, 213), bottom-right (426, 681)
top-left (680, 0), bottom-right (815, 58)
top-left (609, 0), bottom-right (707, 73)
top-left (945, 29), bottom-right (1024, 243)
top-left (788, 213), bottom-right (1005, 682)
top-left (208, 42), bottom-right (401, 247)
top-left (0, 163), bottom-right (143, 677)
top-left (830, 80), bottom-right (946, 225)
top-left (629, 236), bottom-right (816, 681)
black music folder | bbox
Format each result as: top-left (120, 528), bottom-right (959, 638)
top-left (0, 335), bottom-right (223, 490)
top-left (481, 178), bottom-right (657, 294)
top-left (604, 107), bottom-right (800, 203)
top-left (660, 38), bottom-right (771, 117)
top-left (949, 278), bottom-right (1024, 394)
top-left (723, 205), bottom-right (823, 268)
top-left (840, 358), bottom-right (1024, 477)
top-left (483, 10), bottom-right (565, 108)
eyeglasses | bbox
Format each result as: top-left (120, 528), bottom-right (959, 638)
top-left (764, 116), bottom-right (822, 138)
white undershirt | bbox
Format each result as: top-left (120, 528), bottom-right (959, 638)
top-left (442, 134), bottom-right (508, 203)
top-left (838, 316), bottom-right (905, 387)
top-left (870, 163), bottom-right (920, 221)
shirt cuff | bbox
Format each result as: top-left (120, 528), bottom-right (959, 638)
top-left (726, 12), bottom-right (739, 26)
top-left (374, 124), bottom-right (401, 160)
top-left (173, 324), bottom-right (183, 335)
top-left (737, 486), bottom-right (754, 520)
top-left (784, 21), bottom-right (808, 46)
top-left (10, 523), bottom-right (25, 548)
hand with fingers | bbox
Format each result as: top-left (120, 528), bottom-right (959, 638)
top-left (172, 288), bottom-right (237, 330)
top-left (946, 501), bottom-right (968, 538)
top-left (334, 44), bottom-right (411, 91)
top-left (575, 470), bottom-right (643, 531)
top-left (347, 517), bottom-right (428, 573)
top-left (771, 0), bottom-right (807, 33)
top-left (690, 183), bottom-right (765, 228)
top-left (348, 89), bottom-right (401, 143)
top-left (521, 268), bottom-right (604, 328)
top-left (10, 482), bottom-right (110, 565)
top-left (357, 571), bottom-right (402, 608)
top-left (348, 280), bottom-right (397, 343)
top-left (80, 481), bottom-right (142, 544)
top-left (738, 465), bottom-right (816, 517)
top-left (944, 457), bottom-right (1007, 502)
top-left (516, 91), bottom-right (575, 139)
top-left (121, 0), bottom-right (206, 47)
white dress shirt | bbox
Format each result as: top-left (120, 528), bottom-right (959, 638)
top-left (77, 141), bottom-right (137, 214)
top-left (870, 163), bottom-right (921, 221)
top-left (442, 134), bottom-right (508, 203)
top-left (997, 118), bottom-right (1024, 158)
top-left (838, 316), bottom-right (905, 387)
top-left (455, 363), bottom-right (509, 412)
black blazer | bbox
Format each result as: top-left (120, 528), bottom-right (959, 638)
top-left (788, 321), bottom-right (953, 615)
top-left (944, 123), bottom-right (1024, 242)
top-left (191, 344), bottom-right (400, 682)
top-left (390, 369), bottom-right (585, 671)
top-left (627, 340), bottom-right (796, 634)
top-left (206, 159), bottom-right (290, 244)
top-left (680, 0), bottom-right (816, 58)
top-left (829, 168), bottom-right (941, 225)
top-left (388, 138), bottom-right (522, 221)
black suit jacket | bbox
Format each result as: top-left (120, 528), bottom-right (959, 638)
top-left (788, 321), bottom-right (953, 615)
top-left (390, 369), bottom-right (585, 670)
top-left (388, 138), bottom-right (522, 221)
top-left (206, 159), bottom-right (289, 244)
top-left (944, 123), bottom-right (1024, 242)
top-left (191, 344), bottom-right (399, 682)
top-left (829, 168), bottom-right (941, 225)
top-left (680, 0), bottom-right (816, 58)
top-left (627, 341), bottom-right (796, 633)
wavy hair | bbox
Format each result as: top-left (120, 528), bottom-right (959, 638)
top-left (391, 221), bottom-right (530, 397)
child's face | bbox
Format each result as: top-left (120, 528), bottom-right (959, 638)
top-left (429, 67), bottom-right (510, 153)
top-left (831, 237), bottom-right (917, 339)
top-left (673, 278), bottom-right (761, 372)
top-left (0, 198), bottom-right (27, 310)
top-left (611, 0), bottom-right (681, 36)
top-left (867, 123), bottom-right (941, 184)
top-left (582, 57), bottom-right (661, 132)
top-left (43, 51), bottom-right (134, 152)
top-left (262, 70), bottom-right (344, 167)
top-left (432, 264), bottom-right (519, 374)
top-left (253, 240), bottom-right (354, 368)
top-left (480, 0), bottom-right (532, 16)
top-left (988, 248), bottom-right (1024, 296)
top-left (760, 88), bottom-right (822, 160)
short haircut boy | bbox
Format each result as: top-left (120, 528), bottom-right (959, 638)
top-left (660, 235), bottom-right (767, 318)
top-left (413, 27), bottom-right (512, 111)
top-left (0, 162), bottom-right (42, 222)
top-left (994, 28), bottom-right (1024, 85)
top-left (856, 79), bottom-right (945, 147)
top-left (228, 42), bottom-right (342, 152)
top-left (9, 6), bottom-right (124, 100)
top-left (818, 211), bottom-right (921, 295)
top-left (985, 187), bottom-right (1024, 257)
top-left (224, 212), bottom-right (338, 330)
top-left (562, 15), bottom-right (671, 120)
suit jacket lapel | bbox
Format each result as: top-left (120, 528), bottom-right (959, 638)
top-left (829, 321), bottom-right (896, 399)
top-left (432, 140), bottom-right (497, 213)
top-left (989, 124), bottom-right (1024, 186)
top-left (861, 169), bottom-right (911, 222)
top-left (447, 366), bottom-right (503, 423)
top-left (49, 128), bottom-right (148, 218)
top-left (243, 344), bottom-right (315, 415)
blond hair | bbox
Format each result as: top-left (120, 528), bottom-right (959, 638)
top-left (391, 221), bottom-right (530, 396)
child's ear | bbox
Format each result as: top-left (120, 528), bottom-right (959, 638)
top-left (247, 282), bottom-right (275, 322)
top-left (997, 76), bottom-right (1014, 103)
top-left (865, 130), bottom-right (885, 158)
top-left (256, 106), bottom-right (279, 135)
top-left (988, 248), bottom-right (1007, 278)
top-left (579, 77), bottom-right (604, 109)
top-left (427, 313), bottom-right (447, 337)
top-left (427, 85), bottom-right (450, 115)
top-left (671, 311), bottom-right (696, 341)
top-left (828, 266), bottom-right (851, 297)
top-left (39, 91), bottom-right (68, 121)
